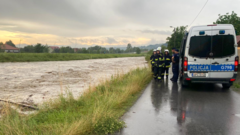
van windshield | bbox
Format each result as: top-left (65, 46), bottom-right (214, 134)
top-left (189, 36), bottom-right (211, 57)
top-left (189, 35), bottom-right (235, 58)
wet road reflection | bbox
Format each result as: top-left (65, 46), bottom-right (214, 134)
top-left (116, 79), bottom-right (240, 135)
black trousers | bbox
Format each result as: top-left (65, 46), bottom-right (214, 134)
top-left (161, 68), bottom-right (169, 78)
top-left (172, 66), bottom-right (179, 81)
top-left (153, 66), bottom-right (162, 80)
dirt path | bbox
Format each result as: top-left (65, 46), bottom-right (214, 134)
top-left (0, 57), bottom-right (147, 105)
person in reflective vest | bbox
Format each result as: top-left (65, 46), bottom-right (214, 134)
top-left (150, 49), bottom-right (157, 75)
top-left (162, 49), bottom-right (172, 79)
top-left (156, 47), bottom-right (164, 81)
top-left (152, 48), bottom-right (160, 80)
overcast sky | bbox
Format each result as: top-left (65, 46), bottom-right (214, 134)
top-left (0, 0), bottom-right (239, 47)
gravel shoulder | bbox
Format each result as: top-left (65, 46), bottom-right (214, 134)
top-left (0, 57), bottom-right (147, 105)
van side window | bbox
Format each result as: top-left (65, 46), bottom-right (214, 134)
top-left (180, 33), bottom-right (188, 57)
top-left (189, 36), bottom-right (211, 57)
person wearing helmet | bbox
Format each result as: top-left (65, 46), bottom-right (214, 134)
top-left (150, 49), bottom-right (157, 74)
top-left (152, 48), bottom-right (159, 80)
top-left (153, 47), bottom-right (164, 81)
top-left (162, 49), bottom-right (172, 79)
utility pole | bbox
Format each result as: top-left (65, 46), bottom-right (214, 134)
top-left (19, 39), bottom-right (22, 53)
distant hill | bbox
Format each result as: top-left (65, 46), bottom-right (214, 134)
top-left (139, 43), bottom-right (167, 50)
top-left (18, 43), bottom-right (167, 51)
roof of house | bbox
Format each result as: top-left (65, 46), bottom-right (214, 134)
top-left (237, 35), bottom-right (240, 43)
top-left (0, 44), bottom-right (19, 50)
top-left (49, 46), bottom-right (60, 49)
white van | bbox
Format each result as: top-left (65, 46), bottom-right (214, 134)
top-left (179, 24), bottom-right (238, 89)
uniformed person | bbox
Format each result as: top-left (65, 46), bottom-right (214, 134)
top-left (156, 47), bottom-right (164, 81)
top-left (162, 49), bottom-right (171, 79)
top-left (152, 48), bottom-right (159, 80)
top-left (150, 49), bottom-right (157, 74)
top-left (172, 49), bottom-right (179, 82)
top-left (170, 47), bottom-right (176, 80)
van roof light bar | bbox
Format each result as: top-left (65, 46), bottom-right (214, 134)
top-left (199, 31), bottom-right (205, 35)
top-left (219, 30), bottom-right (225, 34)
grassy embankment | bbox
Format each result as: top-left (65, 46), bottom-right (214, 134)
top-left (233, 71), bottom-right (240, 91)
top-left (0, 53), bottom-right (145, 62)
top-left (0, 67), bottom-right (152, 135)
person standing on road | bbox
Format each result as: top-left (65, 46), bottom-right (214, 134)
top-left (156, 47), bottom-right (164, 81)
top-left (152, 48), bottom-right (159, 80)
top-left (171, 49), bottom-right (179, 82)
top-left (171, 47), bottom-right (176, 80)
top-left (162, 49), bottom-right (171, 79)
top-left (150, 49), bottom-right (157, 75)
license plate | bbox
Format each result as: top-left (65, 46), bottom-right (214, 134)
top-left (192, 73), bottom-right (206, 77)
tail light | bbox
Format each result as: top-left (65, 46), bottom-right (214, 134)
top-left (184, 57), bottom-right (188, 71)
top-left (235, 56), bottom-right (239, 71)
top-left (230, 79), bottom-right (236, 82)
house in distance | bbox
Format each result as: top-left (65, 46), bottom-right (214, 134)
top-left (0, 44), bottom-right (20, 53)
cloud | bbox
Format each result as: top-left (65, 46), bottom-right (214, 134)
top-left (0, 0), bottom-right (240, 46)
top-left (106, 37), bottom-right (117, 44)
top-left (139, 30), bottom-right (171, 35)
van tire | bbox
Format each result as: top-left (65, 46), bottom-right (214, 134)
top-left (181, 79), bottom-right (189, 87)
top-left (222, 84), bottom-right (232, 89)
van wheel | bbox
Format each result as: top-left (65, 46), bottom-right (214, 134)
top-left (222, 84), bottom-right (232, 89)
top-left (181, 78), bottom-right (189, 87)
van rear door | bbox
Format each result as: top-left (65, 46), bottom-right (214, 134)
top-left (188, 28), bottom-right (212, 78)
top-left (209, 29), bottom-right (236, 78)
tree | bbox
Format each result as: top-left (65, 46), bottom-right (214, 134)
top-left (115, 48), bottom-right (121, 53)
top-left (109, 47), bottom-right (116, 53)
top-left (126, 43), bottom-right (133, 52)
top-left (34, 43), bottom-right (48, 53)
top-left (161, 46), bottom-right (167, 54)
top-left (5, 40), bottom-right (16, 47)
top-left (22, 45), bottom-right (35, 53)
top-left (213, 11), bottom-right (240, 35)
top-left (60, 46), bottom-right (74, 53)
top-left (136, 47), bottom-right (141, 54)
top-left (81, 48), bottom-right (88, 53)
top-left (166, 26), bottom-right (187, 53)
top-left (54, 48), bottom-right (60, 53)
top-left (0, 42), bottom-right (3, 45)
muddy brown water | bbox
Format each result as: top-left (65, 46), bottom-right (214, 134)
top-left (0, 57), bottom-right (147, 105)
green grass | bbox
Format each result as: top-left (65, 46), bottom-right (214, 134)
top-left (0, 67), bottom-right (152, 135)
top-left (233, 82), bottom-right (240, 88)
top-left (0, 53), bottom-right (145, 62)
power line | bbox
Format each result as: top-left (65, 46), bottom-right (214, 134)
top-left (189, 0), bottom-right (209, 27)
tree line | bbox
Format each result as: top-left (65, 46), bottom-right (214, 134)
top-left (0, 41), bottom-right (142, 54)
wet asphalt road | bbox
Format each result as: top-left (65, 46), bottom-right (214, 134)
top-left (116, 74), bottom-right (240, 135)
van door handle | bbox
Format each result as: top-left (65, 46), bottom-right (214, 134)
top-left (212, 62), bottom-right (219, 64)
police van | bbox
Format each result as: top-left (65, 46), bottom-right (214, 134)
top-left (180, 24), bottom-right (238, 89)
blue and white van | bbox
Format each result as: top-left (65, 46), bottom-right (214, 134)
top-left (180, 24), bottom-right (238, 88)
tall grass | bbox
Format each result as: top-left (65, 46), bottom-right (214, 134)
top-left (0, 53), bottom-right (145, 62)
top-left (0, 67), bottom-right (152, 135)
